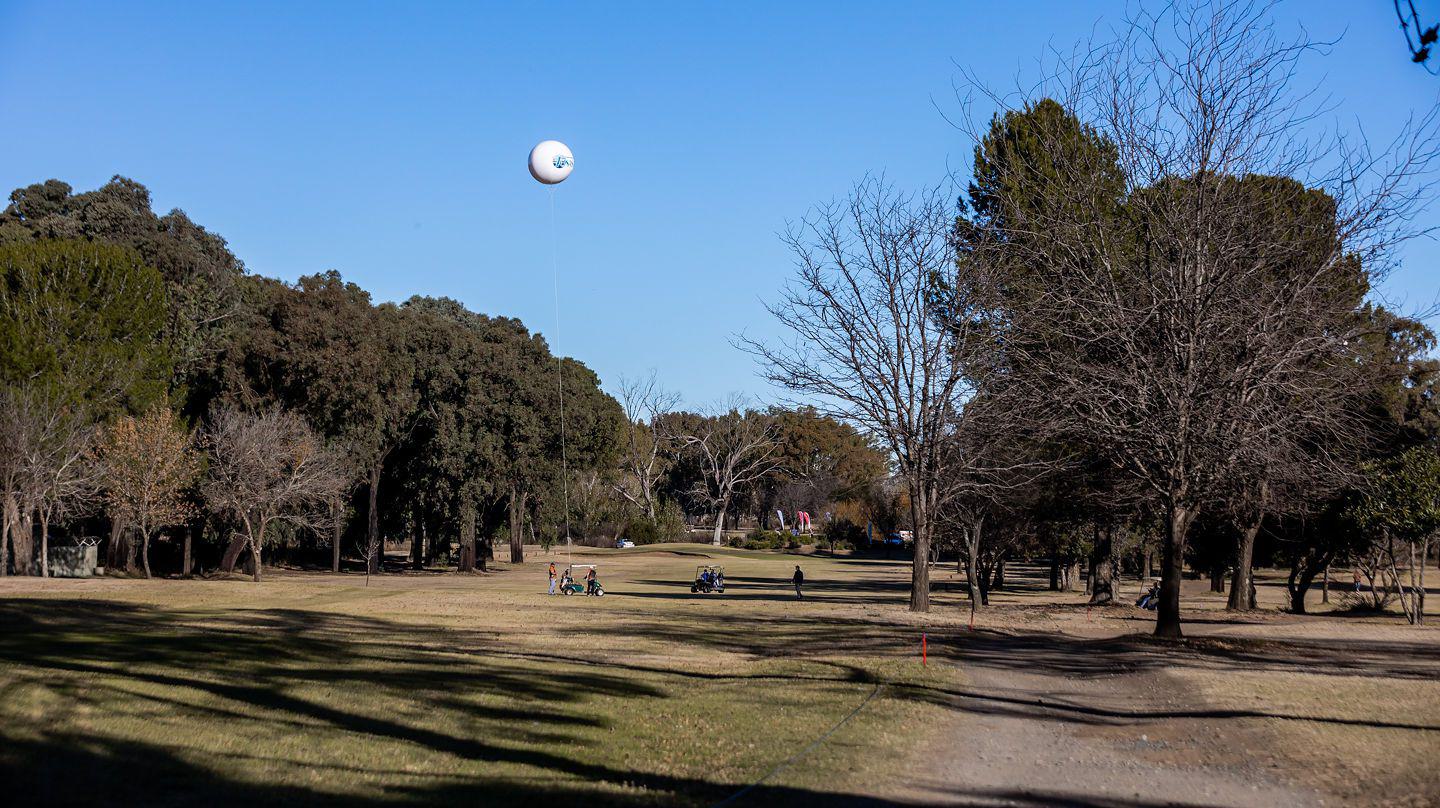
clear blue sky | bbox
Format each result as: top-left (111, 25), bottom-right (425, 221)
top-left (1, 1), bottom-right (1436, 408)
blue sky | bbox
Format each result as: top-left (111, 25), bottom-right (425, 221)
top-left (1, 1), bottom-right (1436, 408)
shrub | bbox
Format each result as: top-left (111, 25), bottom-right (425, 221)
top-left (654, 502), bottom-right (688, 543)
top-left (621, 503), bottom-right (689, 546)
top-left (624, 517), bottom-right (661, 545)
top-left (823, 518), bottom-right (866, 551)
top-left (745, 529), bottom-right (787, 550)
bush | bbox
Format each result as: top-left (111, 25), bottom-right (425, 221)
top-left (622, 503), bottom-right (688, 546)
top-left (745, 529), bottom-right (787, 550)
top-left (654, 502), bottom-right (688, 543)
top-left (823, 518), bottom-right (866, 551)
top-left (623, 517), bottom-right (661, 545)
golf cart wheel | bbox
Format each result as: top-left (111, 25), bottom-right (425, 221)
top-left (595, 587), bottom-right (604, 597)
top-left (691, 584), bottom-right (698, 593)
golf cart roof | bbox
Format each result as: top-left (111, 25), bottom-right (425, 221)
top-left (568, 564), bottom-right (597, 570)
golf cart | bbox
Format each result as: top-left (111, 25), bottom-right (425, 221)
top-left (691, 565), bottom-right (725, 593)
top-left (560, 564), bottom-right (605, 597)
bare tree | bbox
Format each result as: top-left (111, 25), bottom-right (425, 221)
top-left (614, 371), bottom-right (680, 522)
top-left (0, 395), bottom-right (18, 577)
top-left (742, 178), bottom-right (1002, 611)
top-left (0, 390), bottom-right (99, 577)
top-left (955, 0), bottom-right (1439, 636)
top-left (673, 400), bottom-right (781, 546)
top-left (202, 407), bottom-right (348, 582)
top-left (30, 409), bottom-right (98, 579)
top-left (100, 405), bottom-right (200, 579)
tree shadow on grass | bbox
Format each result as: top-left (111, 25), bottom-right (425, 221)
top-left (0, 599), bottom-right (901, 807)
top-left (3, 729), bottom-right (907, 808)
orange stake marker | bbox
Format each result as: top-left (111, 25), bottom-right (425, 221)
top-left (922, 633), bottom-right (927, 666)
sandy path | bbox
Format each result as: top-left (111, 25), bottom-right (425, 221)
top-left (899, 631), bottom-right (1326, 807)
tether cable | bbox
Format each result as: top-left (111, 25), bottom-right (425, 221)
top-left (711, 680), bottom-right (883, 807)
top-left (549, 187), bottom-right (572, 565)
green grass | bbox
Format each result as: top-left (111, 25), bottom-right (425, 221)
top-left (0, 548), bottom-right (954, 806)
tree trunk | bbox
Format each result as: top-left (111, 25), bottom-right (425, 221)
top-left (1, 494), bottom-right (13, 577)
top-left (1049, 557), bottom-right (1061, 590)
top-left (1321, 564), bottom-right (1329, 604)
top-left (711, 499), bottom-right (728, 546)
top-left (963, 524), bottom-right (982, 605)
top-left (509, 484), bottom-right (525, 563)
top-left (411, 514), bottom-right (423, 571)
top-left (1065, 560), bottom-right (1081, 592)
top-left (125, 529), bottom-right (139, 572)
top-left (104, 519), bottom-right (123, 572)
top-left (141, 527), bottom-right (152, 579)
top-left (964, 523), bottom-right (981, 625)
top-left (992, 558), bottom-right (1006, 590)
top-left (220, 533), bottom-right (247, 573)
top-left (1417, 536), bottom-right (1428, 626)
top-left (1156, 502), bottom-right (1196, 639)
top-left (1209, 563), bottom-right (1225, 593)
top-left (367, 463), bottom-right (383, 574)
top-left (251, 539), bottom-right (262, 583)
top-left (908, 491), bottom-right (931, 612)
top-left (182, 526), bottom-right (193, 578)
top-left (331, 496), bottom-right (342, 574)
top-left (1227, 507), bottom-right (1263, 611)
top-left (1142, 548), bottom-right (1154, 580)
top-left (40, 513), bottom-right (50, 578)
top-left (1089, 526), bottom-right (1116, 605)
top-left (13, 512), bottom-right (35, 575)
top-left (459, 505), bottom-right (476, 573)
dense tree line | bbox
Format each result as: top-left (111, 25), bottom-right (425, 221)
top-left (0, 178), bottom-right (886, 578)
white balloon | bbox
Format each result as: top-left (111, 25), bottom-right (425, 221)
top-left (528, 140), bottom-right (574, 184)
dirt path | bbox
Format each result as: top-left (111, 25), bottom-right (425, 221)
top-left (900, 630), bottom-right (1327, 807)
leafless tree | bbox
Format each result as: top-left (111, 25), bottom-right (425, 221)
top-left (30, 409), bottom-right (99, 579)
top-left (673, 399), bottom-right (781, 546)
top-left (955, 0), bottom-right (1439, 636)
top-left (202, 407), bottom-right (348, 582)
top-left (0, 390), bottom-right (100, 577)
top-left (614, 371), bottom-right (680, 522)
top-left (742, 178), bottom-right (1007, 612)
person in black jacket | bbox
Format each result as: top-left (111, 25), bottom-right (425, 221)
top-left (792, 565), bottom-right (804, 600)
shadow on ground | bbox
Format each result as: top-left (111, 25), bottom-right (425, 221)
top-left (3, 593), bottom-right (1437, 807)
top-left (0, 599), bottom-right (915, 807)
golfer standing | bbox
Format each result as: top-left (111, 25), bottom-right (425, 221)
top-left (548, 562), bottom-right (558, 595)
top-left (792, 565), bottom-right (804, 600)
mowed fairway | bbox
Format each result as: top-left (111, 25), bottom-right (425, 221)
top-left (4, 547), bottom-right (1440, 806)
top-left (0, 547), bottom-right (955, 807)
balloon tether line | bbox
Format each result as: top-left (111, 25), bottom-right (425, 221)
top-left (550, 187), bottom-right (572, 569)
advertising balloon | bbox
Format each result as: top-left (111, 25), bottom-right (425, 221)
top-left (528, 140), bottom-right (574, 184)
